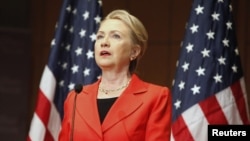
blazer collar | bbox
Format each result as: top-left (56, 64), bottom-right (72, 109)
top-left (76, 74), bottom-right (148, 137)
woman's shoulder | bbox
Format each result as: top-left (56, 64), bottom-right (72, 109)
top-left (135, 74), bottom-right (169, 89)
top-left (133, 74), bottom-right (171, 94)
top-left (146, 81), bottom-right (171, 93)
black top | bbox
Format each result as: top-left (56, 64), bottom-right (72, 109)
top-left (97, 97), bottom-right (118, 124)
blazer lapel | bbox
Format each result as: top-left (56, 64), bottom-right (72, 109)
top-left (76, 80), bottom-right (103, 138)
top-left (102, 74), bottom-right (148, 132)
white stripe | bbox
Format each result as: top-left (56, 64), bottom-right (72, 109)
top-left (39, 65), bottom-right (56, 101)
top-left (47, 103), bottom-right (62, 141)
top-left (170, 130), bottom-right (175, 141)
top-left (28, 113), bottom-right (45, 141)
top-left (215, 86), bottom-right (242, 124)
top-left (29, 65), bottom-right (61, 140)
top-left (182, 104), bottom-right (208, 141)
top-left (240, 77), bottom-right (250, 120)
top-left (40, 65), bottom-right (62, 140)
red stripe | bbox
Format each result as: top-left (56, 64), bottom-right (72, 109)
top-left (35, 89), bottom-right (51, 126)
top-left (33, 89), bottom-right (55, 141)
top-left (26, 136), bottom-right (31, 141)
top-left (231, 80), bottom-right (250, 124)
top-left (45, 129), bottom-right (54, 141)
top-left (199, 95), bottom-right (228, 124)
top-left (172, 116), bottom-right (194, 141)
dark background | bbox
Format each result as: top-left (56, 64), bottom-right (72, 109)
top-left (0, 0), bottom-right (249, 140)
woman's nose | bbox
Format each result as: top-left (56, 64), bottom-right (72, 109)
top-left (101, 37), bottom-right (109, 47)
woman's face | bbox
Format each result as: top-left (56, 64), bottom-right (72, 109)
top-left (94, 19), bottom-right (135, 72)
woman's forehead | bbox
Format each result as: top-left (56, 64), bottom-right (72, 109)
top-left (99, 19), bottom-right (130, 31)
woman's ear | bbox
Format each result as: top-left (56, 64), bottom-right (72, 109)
top-left (130, 45), bottom-right (141, 61)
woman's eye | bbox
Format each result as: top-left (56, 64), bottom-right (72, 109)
top-left (96, 35), bottom-right (104, 40)
top-left (112, 34), bottom-right (120, 39)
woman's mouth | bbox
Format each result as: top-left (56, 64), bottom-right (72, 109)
top-left (100, 51), bottom-right (111, 56)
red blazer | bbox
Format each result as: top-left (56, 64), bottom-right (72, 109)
top-left (59, 74), bottom-right (172, 141)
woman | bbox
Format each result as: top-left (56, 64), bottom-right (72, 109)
top-left (59, 9), bottom-right (172, 141)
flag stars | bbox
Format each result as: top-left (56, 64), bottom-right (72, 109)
top-left (229, 5), bottom-right (233, 12)
top-left (226, 21), bottom-right (232, 30)
top-left (65, 44), bottom-right (71, 51)
top-left (82, 11), bottom-right (89, 20)
top-left (68, 82), bottom-right (75, 90)
top-left (86, 50), bottom-right (94, 59)
top-left (172, 79), bottom-right (175, 87)
top-left (90, 33), bottom-right (96, 41)
top-left (234, 48), bottom-right (239, 55)
top-left (232, 64), bottom-right (238, 73)
top-left (75, 47), bottom-right (83, 56)
top-left (211, 12), bottom-right (220, 21)
top-left (97, 75), bottom-right (101, 80)
top-left (174, 99), bottom-right (181, 109)
top-left (51, 39), bottom-right (56, 46)
top-left (196, 66), bottom-right (205, 76)
top-left (98, 0), bottom-right (102, 6)
top-left (182, 62), bottom-right (190, 72)
top-left (178, 81), bottom-right (185, 91)
top-left (69, 26), bottom-right (74, 33)
top-left (176, 60), bottom-right (179, 67)
top-left (55, 22), bottom-right (58, 29)
top-left (190, 24), bottom-right (199, 33)
top-left (94, 15), bottom-right (101, 24)
top-left (59, 80), bottom-right (64, 87)
top-left (206, 30), bottom-right (215, 39)
top-left (201, 48), bottom-right (210, 58)
top-left (213, 73), bottom-right (222, 83)
top-left (180, 41), bottom-right (183, 47)
top-left (195, 5), bottom-right (204, 15)
top-left (64, 24), bottom-right (68, 29)
top-left (71, 64), bottom-right (79, 74)
top-left (79, 29), bottom-right (86, 38)
top-left (186, 43), bottom-right (194, 53)
top-left (191, 84), bottom-right (201, 95)
top-left (72, 8), bottom-right (77, 15)
top-left (61, 62), bottom-right (68, 70)
top-left (218, 56), bottom-right (226, 65)
top-left (66, 5), bottom-right (71, 12)
top-left (222, 38), bottom-right (229, 47)
top-left (83, 67), bottom-right (90, 76)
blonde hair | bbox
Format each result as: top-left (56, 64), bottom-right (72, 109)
top-left (102, 9), bottom-right (148, 73)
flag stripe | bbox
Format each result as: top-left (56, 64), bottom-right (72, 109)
top-left (36, 89), bottom-right (51, 126)
top-left (216, 82), bottom-right (243, 124)
top-left (231, 78), bottom-right (250, 124)
top-left (28, 113), bottom-right (46, 141)
top-left (199, 94), bottom-right (228, 124)
top-left (40, 65), bottom-right (56, 101)
top-left (44, 130), bottom-right (54, 141)
top-left (47, 102), bottom-right (61, 140)
top-left (240, 78), bottom-right (250, 120)
top-left (182, 104), bottom-right (208, 141)
top-left (171, 116), bottom-right (194, 141)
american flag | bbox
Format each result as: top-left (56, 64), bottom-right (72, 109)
top-left (27, 0), bottom-right (102, 140)
top-left (171, 0), bottom-right (250, 140)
